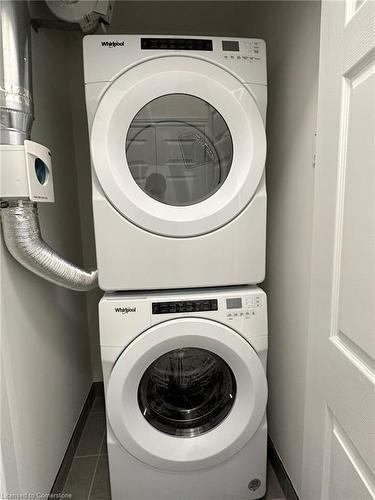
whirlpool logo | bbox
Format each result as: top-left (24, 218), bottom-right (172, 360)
top-left (115, 307), bottom-right (136, 315)
top-left (101, 41), bottom-right (125, 48)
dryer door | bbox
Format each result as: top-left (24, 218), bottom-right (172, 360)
top-left (106, 318), bottom-right (267, 472)
top-left (91, 56), bottom-right (266, 237)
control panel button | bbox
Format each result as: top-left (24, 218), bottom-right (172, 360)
top-left (152, 299), bottom-right (218, 315)
top-left (141, 38), bottom-right (213, 51)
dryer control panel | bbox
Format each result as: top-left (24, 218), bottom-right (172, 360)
top-left (83, 35), bottom-right (267, 86)
top-left (222, 38), bottom-right (263, 62)
top-left (141, 38), bottom-right (213, 51)
top-left (138, 36), bottom-right (265, 67)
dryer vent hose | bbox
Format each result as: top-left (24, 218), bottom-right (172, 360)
top-left (0, 1), bottom-right (98, 292)
top-left (1, 201), bottom-right (98, 291)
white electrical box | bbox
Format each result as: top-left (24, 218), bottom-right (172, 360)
top-left (0, 140), bottom-right (54, 202)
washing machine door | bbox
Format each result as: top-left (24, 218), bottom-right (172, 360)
top-left (106, 318), bottom-right (267, 471)
top-left (91, 56), bottom-right (266, 237)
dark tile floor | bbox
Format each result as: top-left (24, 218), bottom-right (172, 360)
top-left (62, 394), bottom-right (110, 500)
top-left (62, 395), bottom-right (285, 500)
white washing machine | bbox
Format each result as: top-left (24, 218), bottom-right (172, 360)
top-left (100, 286), bottom-right (268, 500)
top-left (83, 35), bottom-right (267, 291)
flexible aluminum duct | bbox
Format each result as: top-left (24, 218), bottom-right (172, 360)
top-left (1, 201), bottom-right (98, 291)
top-left (0, 1), bottom-right (98, 291)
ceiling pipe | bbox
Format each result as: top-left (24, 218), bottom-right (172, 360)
top-left (0, 0), bottom-right (98, 291)
top-left (0, 0), bottom-right (33, 145)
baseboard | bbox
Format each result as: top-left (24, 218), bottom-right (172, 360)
top-left (268, 439), bottom-right (300, 500)
top-left (50, 383), bottom-right (98, 495)
top-left (93, 380), bottom-right (104, 398)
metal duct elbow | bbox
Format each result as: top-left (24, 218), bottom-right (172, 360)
top-left (1, 201), bottom-right (98, 291)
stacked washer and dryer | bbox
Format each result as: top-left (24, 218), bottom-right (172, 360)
top-left (83, 35), bottom-right (268, 500)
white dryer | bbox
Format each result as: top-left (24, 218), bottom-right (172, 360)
top-left (84, 35), bottom-right (267, 291)
top-left (100, 286), bottom-right (268, 500)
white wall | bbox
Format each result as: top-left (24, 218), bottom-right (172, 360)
top-left (258, 3), bottom-right (321, 496)
top-left (66, 32), bottom-right (104, 382)
top-left (0, 29), bottom-right (92, 495)
top-left (67, 2), bottom-right (320, 495)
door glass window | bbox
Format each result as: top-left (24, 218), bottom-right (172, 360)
top-left (138, 347), bottom-right (236, 437)
top-left (126, 94), bottom-right (233, 206)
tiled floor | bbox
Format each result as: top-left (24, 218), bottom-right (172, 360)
top-left (62, 394), bottom-right (285, 500)
top-left (62, 394), bottom-right (109, 500)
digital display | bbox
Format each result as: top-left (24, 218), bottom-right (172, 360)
top-left (152, 299), bottom-right (218, 315)
top-left (226, 298), bottom-right (242, 309)
top-left (222, 40), bottom-right (240, 52)
top-left (141, 38), bottom-right (213, 51)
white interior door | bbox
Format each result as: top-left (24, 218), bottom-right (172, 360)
top-left (302, 1), bottom-right (375, 499)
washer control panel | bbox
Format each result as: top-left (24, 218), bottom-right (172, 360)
top-left (101, 286), bottom-right (267, 345)
top-left (152, 299), bottom-right (218, 314)
top-left (226, 294), bottom-right (263, 321)
top-left (150, 292), bottom-right (264, 321)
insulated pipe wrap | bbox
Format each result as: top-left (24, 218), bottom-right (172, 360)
top-left (1, 201), bottom-right (98, 291)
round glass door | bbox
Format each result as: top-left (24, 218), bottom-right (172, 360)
top-left (126, 94), bottom-right (233, 206)
top-left (138, 347), bottom-right (236, 437)
top-left (91, 56), bottom-right (267, 236)
top-left (106, 317), bottom-right (267, 470)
